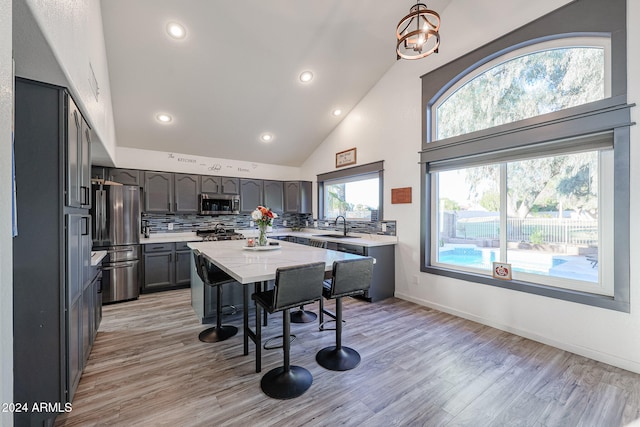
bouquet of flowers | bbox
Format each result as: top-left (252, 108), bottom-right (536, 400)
top-left (252, 206), bottom-right (277, 246)
top-left (251, 205), bottom-right (277, 226)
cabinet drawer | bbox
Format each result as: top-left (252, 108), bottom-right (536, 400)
top-left (175, 241), bottom-right (194, 251)
top-left (144, 243), bottom-right (175, 253)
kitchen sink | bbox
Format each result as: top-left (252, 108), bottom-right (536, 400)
top-left (312, 234), bottom-right (360, 239)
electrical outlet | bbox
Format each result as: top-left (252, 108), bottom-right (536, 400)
top-left (305, 220), bottom-right (309, 227)
top-left (381, 223), bottom-right (387, 232)
top-left (167, 223), bottom-right (174, 231)
top-left (412, 275), bottom-right (419, 285)
top-left (283, 220), bottom-right (287, 226)
top-left (250, 221), bottom-right (255, 227)
top-left (325, 222), bottom-right (329, 227)
top-left (314, 220), bottom-right (318, 227)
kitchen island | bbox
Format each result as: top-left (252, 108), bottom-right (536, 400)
top-left (187, 239), bottom-right (368, 372)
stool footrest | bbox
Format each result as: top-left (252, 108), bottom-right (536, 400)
top-left (263, 334), bottom-right (296, 350)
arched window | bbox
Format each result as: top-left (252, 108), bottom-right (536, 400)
top-left (433, 37), bottom-right (610, 141)
top-left (420, 30), bottom-right (633, 311)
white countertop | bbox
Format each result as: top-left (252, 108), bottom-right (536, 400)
top-left (90, 250), bottom-right (108, 266)
top-left (188, 239), bottom-right (368, 284)
top-left (145, 229), bottom-right (397, 247)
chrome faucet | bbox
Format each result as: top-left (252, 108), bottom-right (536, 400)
top-left (335, 215), bottom-right (347, 236)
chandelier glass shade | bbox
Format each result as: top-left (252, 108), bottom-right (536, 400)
top-left (396, 2), bottom-right (441, 60)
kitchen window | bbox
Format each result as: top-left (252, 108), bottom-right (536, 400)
top-left (420, 22), bottom-right (633, 311)
top-left (317, 161), bottom-right (383, 221)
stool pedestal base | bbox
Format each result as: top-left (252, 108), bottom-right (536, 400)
top-left (290, 309), bottom-right (317, 324)
top-left (198, 325), bottom-right (238, 343)
top-left (260, 366), bottom-right (313, 399)
top-left (316, 346), bottom-right (361, 371)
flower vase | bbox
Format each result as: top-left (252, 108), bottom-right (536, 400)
top-left (258, 223), bottom-right (268, 246)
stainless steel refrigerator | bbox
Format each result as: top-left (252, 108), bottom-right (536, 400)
top-left (91, 183), bottom-right (141, 303)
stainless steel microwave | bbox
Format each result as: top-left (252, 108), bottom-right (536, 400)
top-left (199, 193), bottom-right (240, 215)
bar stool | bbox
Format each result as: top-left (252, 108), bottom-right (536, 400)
top-left (316, 257), bottom-right (374, 371)
top-left (252, 262), bottom-right (325, 399)
top-left (290, 239), bottom-right (326, 324)
top-left (193, 250), bottom-right (238, 343)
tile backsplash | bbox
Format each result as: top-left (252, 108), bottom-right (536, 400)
top-left (142, 213), bottom-right (396, 236)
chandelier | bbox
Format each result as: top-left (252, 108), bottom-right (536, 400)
top-left (396, 2), bottom-right (441, 60)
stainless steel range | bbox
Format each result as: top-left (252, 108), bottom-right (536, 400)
top-left (196, 227), bottom-right (245, 242)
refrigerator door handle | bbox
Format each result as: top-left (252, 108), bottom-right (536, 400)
top-left (101, 262), bottom-right (134, 271)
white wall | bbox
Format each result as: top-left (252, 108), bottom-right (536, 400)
top-left (23, 0), bottom-right (117, 162)
top-left (0, 0), bottom-right (13, 423)
top-left (302, 0), bottom-right (640, 373)
top-left (114, 147), bottom-right (302, 181)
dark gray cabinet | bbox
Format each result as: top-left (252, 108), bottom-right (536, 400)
top-left (174, 173), bottom-right (200, 213)
top-left (108, 168), bottom-right (141, 186)
top-left (331, 242), bottom-right (395, 302)
top-left (13, 78), bottom-right (98, 425)
top-left (175, 242), bottom-right (193, 286)
top-left (240, 179), bottom-right (264, 212)
top-left (143, 242), bottom-right (193, 292)
top-left (144, 171), bottom-right (174, 213)
top-left (221, 177), bottom-right (240, 194)
top-left (144, 172), bottom-right (200, 213)
top-left (240, 179), bottom-right (284, 213)
top-left (201, 175), bottom-right (221, 193)
top-left (202, 175), bottom-right (240, 195)
top-left (284, 181), bottom-right (312, 213)
top-left (263, 180), bottom-right (284, 213)
top-left (66, 96), bottom-right (91, 209)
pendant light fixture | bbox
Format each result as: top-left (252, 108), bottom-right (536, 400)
top-left (396, 2), bottom-right (441, 60)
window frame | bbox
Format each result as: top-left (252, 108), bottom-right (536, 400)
top-left (419, 0), bottom-right (632, 312)
top-left (317, 161), bottom-right (384, 221)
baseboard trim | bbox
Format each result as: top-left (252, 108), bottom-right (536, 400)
top-left (395, 291), bottom-right (640, 375)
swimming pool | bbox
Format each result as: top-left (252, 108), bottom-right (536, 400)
top-left (438, 247), bottom-right (567, 275)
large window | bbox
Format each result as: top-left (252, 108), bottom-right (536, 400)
top-left (420, 6), bottom-right (632, 312)
top-left (318, 161), bottom-right (383, 221)
top-left (433, 148), bottom-right (613, 296)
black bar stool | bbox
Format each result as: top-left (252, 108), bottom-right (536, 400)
top-left (252, 261), bottom-right (325, 399)
top-left (290, 239), bottom-right (326, 324)
top-left (316, 257), bottom-right (374, 371)
top-left (193, 250), bottom-right (238, 343)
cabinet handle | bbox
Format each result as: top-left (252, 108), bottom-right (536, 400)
top-left (82, 216), bottom-right (89, 236)
top-left (168, 253), bottom-right (172, 262)
top-left (168, 202), bottom-right (171, 211)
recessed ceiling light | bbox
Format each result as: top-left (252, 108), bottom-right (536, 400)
top-left (156, 113), bottom-right (173, 123)
top-left (299, 71), bottom-right (314, 83)
top-left (166, 22), bottom-right (186, 39)
top-left (332, 109), bottom-right (343, 117)
top-left (260, 133), bottom-right (274, 142)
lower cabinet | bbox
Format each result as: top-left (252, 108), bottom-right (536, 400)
top-left (143, 242), bottom-right (194, 293)
top-left (328, 242), bottom-right (395, 302)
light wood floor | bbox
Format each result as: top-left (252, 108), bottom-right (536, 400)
top-left (54, 288), bottom-right (640, 427)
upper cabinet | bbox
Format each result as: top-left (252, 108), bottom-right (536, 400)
top-left (201, 176), bottom-right (239, 195)
top-left (240, 179), bottom-right (284, 213)
top-left (174, 174), bottom-right (200, 213)
top-left (66, 96), bottom-right (91, 209)
top-left (284, 181), bottom-right (312, 213)
top-left (144, 172), bottom-right (200, 213)
top-left (221, 177), bottom-right (240, 195)
top-left (201, 176), bottom-right (221, 194)
top-left (144, 171), bottom-right (174, 213)
top-left (263, 180), bottom-right (284, 214)
top-left (109, 169), bottom-right (141, 186)
top-left (239, 179), bottom-right (264, 212)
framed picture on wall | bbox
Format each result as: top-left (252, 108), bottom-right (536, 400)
top-left (336, 147), bottom-right (357, 168)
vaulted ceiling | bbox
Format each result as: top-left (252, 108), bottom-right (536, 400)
top-left (100, 0), bottom-right (451, 167)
